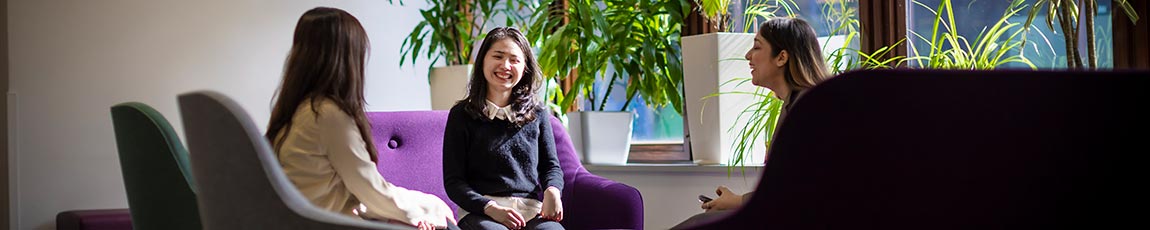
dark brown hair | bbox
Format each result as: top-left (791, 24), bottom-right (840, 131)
top-left (458, 27), bottom-right (542, 126)
top-left (265, 7), bottom-right (378, 162)
top-left (759, 17), bottom-right (830, 91)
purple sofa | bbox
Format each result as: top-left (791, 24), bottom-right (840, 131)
top-left (368, 111), bottom-right (644, 230)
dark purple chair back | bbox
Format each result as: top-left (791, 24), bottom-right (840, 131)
top-left (687, 69), bottom-right (1150, 229)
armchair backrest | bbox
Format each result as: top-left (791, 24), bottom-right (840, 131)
top-left (367, 111), bottom-right (587, 213)
top-left (689, 69), bottom-right (1150, 229)
top-left (367, 111), bottom-right (454, 212)
top-left (110, 102), bottom-right (200, 230)
top-left (178, 91), bottom-right (408, 229)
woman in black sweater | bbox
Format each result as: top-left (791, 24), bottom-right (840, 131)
top-left (442, 27), bottom-right (565, 230)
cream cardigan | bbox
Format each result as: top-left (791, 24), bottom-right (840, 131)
top-left (274, 99), bottom-right (452, 226)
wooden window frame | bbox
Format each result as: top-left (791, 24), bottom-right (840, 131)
top-left (1113, 0), bottom-right (1150, 69)
top-left (859, 0), bottom-right (908, 64)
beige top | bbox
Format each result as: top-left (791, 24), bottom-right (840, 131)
top-left (274, 99), bottom-right (452, 226)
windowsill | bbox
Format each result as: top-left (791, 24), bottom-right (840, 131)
top-left (583, 163), bottom-right (764, 173)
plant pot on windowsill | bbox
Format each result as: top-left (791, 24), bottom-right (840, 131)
top-left (566, 111), bottom-right (634, 165)
top-left (428, 65), bottom-right (473, 110)
top-left (682, 32), bottom-right (767, 165)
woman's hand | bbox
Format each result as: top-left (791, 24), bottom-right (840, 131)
top-left (484, 202), bottom-right (526, 229)
top-left (414, 221), bottom-right (435, 230)
top-left (431, 198), bottom-right (457, 226)
top-left (541, 186), bottom-right (564, 221)
top-left (701, 186), bottom-right (744, 212)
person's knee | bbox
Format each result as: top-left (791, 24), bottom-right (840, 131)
top-left (671, 211), bottom-right (731, 230)
top-left (525, 218), bottom-right (564, 230)
top-left (459, 214), bottom-right (506, 230)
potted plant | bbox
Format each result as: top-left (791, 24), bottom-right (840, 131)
top-left (528, 0), bottom-right (689, 165)
top-left (397, 0), bottom-right (536, 109)
top-left (682, 0), bottom-right (798, 166)
top-left (705, 0), bottom-right (911, 171)
top-left (907, 0), bottom-right (1037, 69)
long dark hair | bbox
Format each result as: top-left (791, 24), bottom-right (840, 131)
top-left (265, 7), bottom-right (378, 162)
top-left (458, 27), bottom-right (542, 127)
top-left (758, 17), bottom-right (830, 91)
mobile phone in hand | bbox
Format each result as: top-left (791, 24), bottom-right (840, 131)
top-left (698, 195), bottom-right (713, 203)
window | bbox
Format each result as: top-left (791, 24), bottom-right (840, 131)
top-left (906, 0), bottom-right (1115, 69)
top-left (582, 0), bottom-right (861, 163)
top-left (581, 70), bottom-right (689, 163)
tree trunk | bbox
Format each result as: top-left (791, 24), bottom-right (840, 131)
top-left (1059, 0), bottom-right (1081, 69)
top-left (1085, 0), bottom-right (1097, 69)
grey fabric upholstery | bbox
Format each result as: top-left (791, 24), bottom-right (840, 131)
top-left (177, 90), bottom-right (411, 230)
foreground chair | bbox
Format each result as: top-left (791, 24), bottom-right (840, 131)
top-left (682, 69), bottom-right (1150, 229)
top-left (178, 91), bottom-right (409, 229)
top-left (111, 102), bottom-right (201, 230)
top-left (369, 111), bottom-right (645, 230)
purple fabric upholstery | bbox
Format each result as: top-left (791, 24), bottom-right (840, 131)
top-left (56, 209), bottom-right (133, 230)
top-left (368, 111), bottom-right (644, 230)
top-left (367, 110), bottom-right (455, 212)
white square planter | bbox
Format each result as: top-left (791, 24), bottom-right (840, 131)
top-left (429, 65), bottom-right (472, 110)
top-left (682, 33), bottom-right (767, 165)
top-left (566, 111), bottom-right (634, 165)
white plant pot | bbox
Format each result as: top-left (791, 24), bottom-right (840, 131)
top-left (566, 111), bottom-right (634, 165)
top-left (682, 33), bottom-right (767, 165)
top-left (429, 65), bottom-right (472, 110)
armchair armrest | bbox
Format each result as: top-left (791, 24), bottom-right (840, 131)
top-left (562, 172), bottom-right (644, 230)
top-left (56, 209), bottom-right (132, 230)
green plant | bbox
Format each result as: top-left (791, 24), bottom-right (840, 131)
top-left (907, 0), bottom-right (1037, 70)
top-left (692, 0), bottom-right (796, 170)
top-left (701, 0), bottom-right (799, 32)
top-left (528, 0), bottom-right (690, 113)
top-left (716, 0), bottom-right (908, 171)
top-left (398, 0), bottom-right (536, 68)
top-left (696, 0), bottom-right (799, 33)
top-left (543, 76), bottom-right (569, 125)
top-left (1023, 0), bottom-right (1140, 69)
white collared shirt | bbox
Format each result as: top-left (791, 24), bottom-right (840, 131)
top-left (483, 99), bottom-right (515, 121)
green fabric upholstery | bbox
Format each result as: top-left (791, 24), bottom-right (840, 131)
top-left (111, 102), bottom-right (201, 230)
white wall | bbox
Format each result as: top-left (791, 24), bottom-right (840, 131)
top-left (6, 0), bottom-right (434, 229)
top-left (589, 167), bottom-right (763, 230)
top-left (5, 1), bottom-right (762, 229)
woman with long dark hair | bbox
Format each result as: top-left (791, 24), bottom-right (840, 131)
top-left (673, 17), bottom-right (831, 229)
top-left (266, 7), bottom-right (456, 230)
top-left (442, 27), bottom-right (565, 230)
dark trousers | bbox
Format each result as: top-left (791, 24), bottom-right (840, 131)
top-left (670, 210), bottom-right (734, 230)
top-left (458, 214), bottom-right (564, 230)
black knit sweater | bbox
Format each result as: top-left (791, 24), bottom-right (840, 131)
top-left (442, 103), bottom-right (565, 215)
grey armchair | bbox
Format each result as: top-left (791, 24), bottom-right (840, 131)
top-left (177, 90), bottom-right (411, 230)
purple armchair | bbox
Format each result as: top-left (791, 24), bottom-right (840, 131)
top-left (368, 111), bottom-right (644, 230)
top-left (679, 69), bottom-right (1150, 229)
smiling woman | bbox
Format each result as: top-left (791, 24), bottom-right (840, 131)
top-left (443, 27), bottom-right (567, 230)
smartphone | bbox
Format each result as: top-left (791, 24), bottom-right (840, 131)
top-left (698, 195), bottom-right (713, 203)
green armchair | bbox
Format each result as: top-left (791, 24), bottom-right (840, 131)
top-left (110, 102), bottom-right (201, 230)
